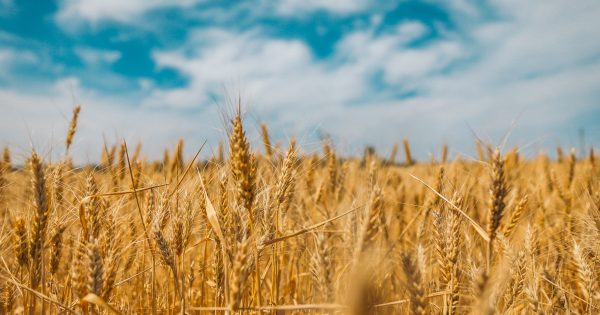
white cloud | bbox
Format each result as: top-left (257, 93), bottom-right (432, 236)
top-left (148, 28), bottom-right (324, 109)
top-left (335, 24), bottom-right (463, 84)
top-left (395, 21), bottom-right (428, 39)
top-left (0, 48), bottom-right (38, 65)
top-left (55, 0), bottom-right (202, 28)
top-left (75, 47), bottom-right (121, 65)
top-left (0, 48), bottom-right (39, 82)
top-left (140, 2), bottom-right (600, 157)
top-left (147, 20), bottom-right (443, 115)
top-left (54, 0), bottom-right (369, 29)
top-left (275, 0), bottom-right (369, 16)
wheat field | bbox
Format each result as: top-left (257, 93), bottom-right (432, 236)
top-left (0, 106), bottom-right (598, 314)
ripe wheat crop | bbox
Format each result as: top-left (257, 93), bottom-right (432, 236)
top-left (0, 105), bottom-right (598, 314)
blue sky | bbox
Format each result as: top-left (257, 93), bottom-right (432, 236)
top-left (1, 0), bottom-right (599, 162)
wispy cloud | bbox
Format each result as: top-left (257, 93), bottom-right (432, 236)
top-left (275, 0), bottom-right (369, 16)
top-left (56, 0), bottom-right (203, 26)
top-left (75, 47), bottom-right (121, 65)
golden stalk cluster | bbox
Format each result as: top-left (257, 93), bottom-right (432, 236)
top-left (0, 106), bottom-right (599, 315)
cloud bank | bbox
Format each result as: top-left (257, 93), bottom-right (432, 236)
top-left (1, 0), bottom-right (599, 162)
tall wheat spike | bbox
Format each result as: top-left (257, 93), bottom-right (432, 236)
top-left (65, 105), bottom-right (81, 153)
top-left (28, 151), bottom-right (50, 288)
top-left (487, 148), bottom-right (508, 270)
